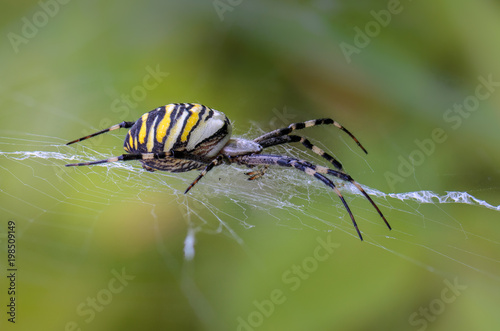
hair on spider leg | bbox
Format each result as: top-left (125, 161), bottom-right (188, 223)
top-left (64, 103), bottom-right (389, 240)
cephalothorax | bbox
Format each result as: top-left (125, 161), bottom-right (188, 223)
top-left (66, 103), bottom-right (391, 240)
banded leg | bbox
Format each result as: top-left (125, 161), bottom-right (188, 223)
top-left (184, 155), bottom-right (226, 194)
top-left (232, 154), bottom-right (391, 240)
top-left (66, 121), bottom-right (136, 145)
top-left (258, 134), bottom-right (344, 170)
top-left (233, 154), bottom-right (363, 239)
top-left (297, 160), bottom-right (390, 232)
top-left (254, 118), bottom-right (368, 154)
top-left (290, 160), bottom-right (364, 240)
top-left (65, 151), bottom-right (206, 167)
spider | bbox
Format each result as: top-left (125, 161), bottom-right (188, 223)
top-left (66, 103), bottom-right (391, 240)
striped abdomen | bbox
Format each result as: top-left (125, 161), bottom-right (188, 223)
top-left (124, 103), bottom-right (232, 172)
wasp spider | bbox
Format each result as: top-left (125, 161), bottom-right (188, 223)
top-left (66, 103), bottom-right (391, 240)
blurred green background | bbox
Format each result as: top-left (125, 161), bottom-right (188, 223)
top-left (1, 1), bottom-right (500, 330)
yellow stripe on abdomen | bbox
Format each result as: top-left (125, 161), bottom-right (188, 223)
top-left (164, 107), bottom-right (189, 150)
top-left (146, 116), bottom-right (159, 152)
top-left (181, 105), bottom-right (201, 142)
top-left (156, 104), bottom-right (175, 143)
top-left (138, 113), bottom-right (149, 144)
top-left (128, 134), bottom-right (134, 150)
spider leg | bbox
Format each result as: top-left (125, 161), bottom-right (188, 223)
top-left (66, 121), bottom-right (136, 145)
top-left (253, 118), bottom-right (367, 154)
top-left (184, 155), bottom-right (225, 194)
top-left (291, 160), bottom-right (363, 240)
top-left (304, 163), bottom-right (391, 231)
top-left (65, 152), bottom-right (177, 167)
top-left (232, 154), bottom-right (391, 240)
top-left (258, 134), bottom-right (343, 170)
top-left (277, 155), bottom-right (389, 230)
top-left (65, 151), bottom-right (206, 167)
top-left (232, 154), bottom-right (364, 239)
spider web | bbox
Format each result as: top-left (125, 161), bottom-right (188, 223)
top-left (1, 125), bottom-right (499, 284)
